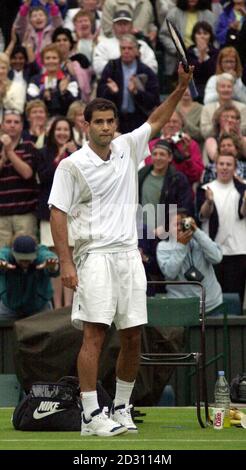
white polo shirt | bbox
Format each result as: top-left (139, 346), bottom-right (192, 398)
top-left (48, 122), bottom-right (151, 260)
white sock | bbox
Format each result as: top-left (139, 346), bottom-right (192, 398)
top-left (80, 390), bottom-right (99, 420)
top-left (114, 377), bottom-right (135, 407)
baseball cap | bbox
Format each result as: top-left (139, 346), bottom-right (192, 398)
top-left (152, 139), bottom-right (173, 154)
top-left (113, 10), bottom-right (132, 23)
top-left (12, 235), bottom-right (37, 261)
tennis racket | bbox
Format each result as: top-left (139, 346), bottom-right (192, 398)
top-left (166, 19), bottom-right (198, 98)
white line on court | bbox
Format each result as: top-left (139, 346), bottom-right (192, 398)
top-left (1, 439), bottom-right (246, 443)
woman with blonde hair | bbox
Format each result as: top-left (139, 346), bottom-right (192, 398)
top-left (204, 102), bottom-right (246, 161)
top-left (204, 46), bottom-right (246, 104)
top-left (24, 99), bottom-right (48, 148)
top-left (66, 100), bottom-right (87, 147)
top-left (27, 44), bottom-right (80, 117)
top-left (0, 52), bottom-right (26, 122)
top-left (201, 72), bottom-right (246, 138)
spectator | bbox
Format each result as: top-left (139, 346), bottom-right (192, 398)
top-left (27, 44), bottom-right (80, 117)
top-left (200, 72), bottom-right (246, 138)
top-left (186, 21), bottom-right (218, 103)
top-left (37, 116), bottom-right (77, 307)
top-left (197, 153), bottom-right (246, 308)
top-left (101, 0), bottom-right (157, 45)
top-left (157, 208), bottom-right (223, 313)
top-left (202, 132), bottom-right (246, 183)
top-left (93, 9), bottom-right (158, 79)
top-left (215, 0), bottom-right (246, 48)
top-left (204, 102), bottom-right (246, 161)
top-left (0, 111), bottom-right (39, 248)
top-left (67, 100), bottom-right (87, 146)
top-left (52, 26), bottom-right (94, 103)
top-left (148, 110), bottom-right (204, 188)
top-left (5, 27), bottom-right (40, 85)
top-left (97, 34), bottom-right (160, 133)
top-left (0, 53), bottom-right (26, 123)
top-left (176, 87), bottom-right (203, 144)
top-left (73, 10), bottom-right (98, 64)
top-left (21, 0), bottom-right (68, 18)
top-left (204, 46), bottom-right (246, 105)
top-left (23, 99), bottom-right (48, 148)
top-left (159, 0), bottom-right (215, 88)
top-left (14, 1), bottom-right (63, 68)
top-left (0, 234), bottom-right (59, 320)
top-left (64, 0), bottom-right (102, 33)
top-left (138, 139), bottom-right (194, 230)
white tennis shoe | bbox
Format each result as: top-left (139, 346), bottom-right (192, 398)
top-left (110, 403), bottom-right (138, 433)
top-left (81, 407), bottom-right (127, 436)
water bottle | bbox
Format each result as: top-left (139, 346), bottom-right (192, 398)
top-left (214, 370), bottom-right (231, 428)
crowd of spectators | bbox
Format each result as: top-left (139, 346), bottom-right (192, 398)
top-left (0, 0), bottom-right (245, 316)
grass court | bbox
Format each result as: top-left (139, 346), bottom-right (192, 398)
top-left (0, 406), bottom-right (246, 451)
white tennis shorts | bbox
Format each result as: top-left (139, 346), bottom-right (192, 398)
top-left (71, 250), bottom-right (147, 330)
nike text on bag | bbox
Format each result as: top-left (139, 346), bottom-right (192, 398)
top-left (12, 376), bottom-right (112, 431)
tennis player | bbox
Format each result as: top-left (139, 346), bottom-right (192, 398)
top-left (48, 63), bottom-right (193, 437)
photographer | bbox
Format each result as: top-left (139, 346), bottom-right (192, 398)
top-left (156, 208), bottom-right (223, 313)
top-left (0, 234), bottom-right (59, 320)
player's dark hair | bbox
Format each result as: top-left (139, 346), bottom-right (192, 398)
top-left (84, 98), bottom-right (118, 123)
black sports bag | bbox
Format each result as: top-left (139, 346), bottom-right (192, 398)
top-left (12, 376), bottom-right (112, 431)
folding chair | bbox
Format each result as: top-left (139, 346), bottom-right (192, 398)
top-left (141, 281), bottom-right (210, 428)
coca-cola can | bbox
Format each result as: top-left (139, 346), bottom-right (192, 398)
top-left (213, 408), bottom-right (225, 430)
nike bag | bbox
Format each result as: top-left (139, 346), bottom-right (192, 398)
top-left (12, 376), bottom-right (112, 431)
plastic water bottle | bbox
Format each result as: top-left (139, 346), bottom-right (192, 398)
top-left (214, 370), bottom-right (231, 428)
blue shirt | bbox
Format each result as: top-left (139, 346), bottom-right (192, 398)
top-left (121, 61), bottom-right (137, 113)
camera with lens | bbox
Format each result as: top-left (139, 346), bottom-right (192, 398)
top-left (171, 131), bottom-right (185, 144)
top-left (181, 217), bottom-right (192, 231)
top-left (184, 265), bottom-right (204, 282)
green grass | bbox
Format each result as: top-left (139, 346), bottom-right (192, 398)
top-left (0, 407), bottom-right (246, 451)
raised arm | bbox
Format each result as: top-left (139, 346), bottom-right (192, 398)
top-left (147, 63), bottom-right (193, 140)
top-left (1, 134), bottom-right (33, 179)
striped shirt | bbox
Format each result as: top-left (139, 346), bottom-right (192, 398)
top-left (0, 140), bottom-right (39, 216)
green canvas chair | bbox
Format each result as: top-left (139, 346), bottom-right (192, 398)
top-left (141, 281), bottom-right (210, 428)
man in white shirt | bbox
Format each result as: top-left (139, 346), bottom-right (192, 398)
top-left (48, 63), bottom-right (193, 437)
top-left (198, 153), bottom-right (246, 309)
top-left (93, 9), bottom-right (158, 78)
